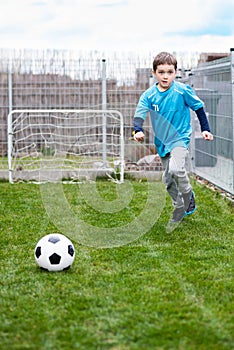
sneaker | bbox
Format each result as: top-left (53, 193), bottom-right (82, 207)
top-left (170, 206), bottom-right (186, 223)
top-left (182, 189), bottom-right (193, 212)
top-left (185, 191), bottom-right (196, 216)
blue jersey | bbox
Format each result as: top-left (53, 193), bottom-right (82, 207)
top-left (134, 81), bottom-right (204, 157)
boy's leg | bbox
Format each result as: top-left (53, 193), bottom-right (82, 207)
top-left (170, 147), bottom-right (193, 211)
top-left (170, 147), bottom-right (191, 193)
top-left (161, 153), bottom-right (184, 209)
top-left (161, 153), bottom-right (185, 225)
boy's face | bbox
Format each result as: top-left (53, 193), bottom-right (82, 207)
top-left (152, 64), bottom-right (177, 92)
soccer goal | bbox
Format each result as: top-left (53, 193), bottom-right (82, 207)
top-left (8, 109), bottom-right (124, 183)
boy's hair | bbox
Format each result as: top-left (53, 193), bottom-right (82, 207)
top-left (152, 52), bottom-right (177, 71)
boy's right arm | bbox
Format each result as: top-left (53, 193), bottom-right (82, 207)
top-left (133, 92), bottom-right (149, 142)
top-left (133, 116), bottom-right (145, 142)
top-left (133, 130), bottom-right (145, 142)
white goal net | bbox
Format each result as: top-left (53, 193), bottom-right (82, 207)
top-left (8, 109), bottom-right (124, 183)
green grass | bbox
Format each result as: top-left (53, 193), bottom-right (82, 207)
top-left (0, 179), bottom-right (233, 350)
top-left (5, 154), bottom-right (120, 171)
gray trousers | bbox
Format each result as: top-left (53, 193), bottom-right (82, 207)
top-left (160, 147), bottom-right (192, 208)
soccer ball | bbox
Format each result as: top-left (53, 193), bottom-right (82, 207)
top-left (34, 233), bottom-right (75, 272)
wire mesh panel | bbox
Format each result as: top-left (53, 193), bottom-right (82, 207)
top-left (189, 53), bottom-right (233, 194)
top-left (8, 109), bottom-right (124, 183)
top-left (1, 49), bottom-right (163, 179)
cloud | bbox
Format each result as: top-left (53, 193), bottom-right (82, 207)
top-left (96, 0), bottom-right (128, 7)
top-left (0, 0), bottom-right (233, 53)
top-left (166, 1), bottom-right (234, 37)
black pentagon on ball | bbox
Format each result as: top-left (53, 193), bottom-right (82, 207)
top-left (49, 253), bottom-right (61, 264)
top-left (48, 235), bottom-right (61, 244)
top-left (68, 245), bottom-right (75, 256)
top-left (35, 246), bottom-right (42, 258)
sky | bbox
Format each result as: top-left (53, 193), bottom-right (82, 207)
top-left (0, 0), bottom-right (234, 54)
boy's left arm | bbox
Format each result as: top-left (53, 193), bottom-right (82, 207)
top-left (195, 107), bottom-right (213, 141)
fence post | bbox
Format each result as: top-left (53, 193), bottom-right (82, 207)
top-left (7, 111), bottom-right (13, 183)
top-left (8, 58), bottom-right (13, 113)
top-left (231, 48), bottom-right (234, 194)
top-left (7, 59), bottom-right (13, 183)
top-left (102, 59), bottom-right (107, 168)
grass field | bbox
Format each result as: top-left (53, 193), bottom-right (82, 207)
top-left (0, 179), bottom-right (233, 350)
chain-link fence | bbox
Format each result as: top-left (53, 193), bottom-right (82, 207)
top-left (0, 49), bottom-right (233, 194)
top-left (189, 50), bottom-right (233, 195)
top-left (0, 49), bottom-right (153, 179)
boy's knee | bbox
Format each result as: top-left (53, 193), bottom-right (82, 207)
top-left (168, 165), bottom-right (179, 178)
top-left (170, 168), bottom-right (186, 178)
top-left (169, 160), bottom-right (185, 178)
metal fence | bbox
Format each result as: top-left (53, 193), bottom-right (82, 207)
top-left (0, 50), bottom-right (151, 173)
top-left (0, 48), bottom-right (233, 194)
top-left (189, 50), bottom-right (233, 195)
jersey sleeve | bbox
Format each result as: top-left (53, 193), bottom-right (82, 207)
top-left (183, 85), bottom-right (211, 132)
top-left (133, 91), bottom-right (150, 127)
top-left (183, 85), bottom-right (204, 111)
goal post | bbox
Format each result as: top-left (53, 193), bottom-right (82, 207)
top-left (8, 109), bottom-right (125, 183)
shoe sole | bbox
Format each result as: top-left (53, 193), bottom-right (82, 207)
top-left (185, 191), bottom-right (196, 216)
top-left (169, 211), bottom-right (186, 224)
top-left (185, 206), bottom-right (196, 216)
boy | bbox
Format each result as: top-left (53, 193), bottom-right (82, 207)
top-left (133, 52), bottom-right (213, 225)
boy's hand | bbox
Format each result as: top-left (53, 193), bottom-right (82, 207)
top-left (134, 131), bottom-right (145, 142)
top-left (202, 131), bottom-right (213, 141)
